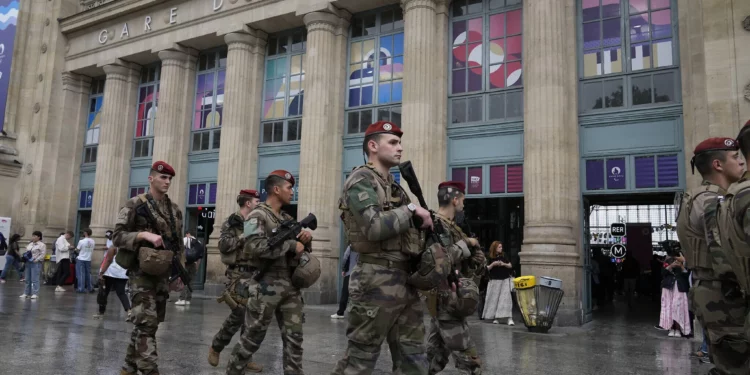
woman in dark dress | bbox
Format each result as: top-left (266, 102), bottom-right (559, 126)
top-left (481, 241), bottom-right (515, 325)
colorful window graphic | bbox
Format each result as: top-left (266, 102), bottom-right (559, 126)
top-left (129, 187), bottom-right (148, 198)
top-left (136, 66), bottom-right (159, 138)
top-left (86, 79), bottom-right (105, 146)
top-left (585, 154), bottom-right (679, 191)
top-left (453, 164), bottom-right (523, 195)
top-left (78, 190), bottom-right (94, 209)
top-left (261, 30), bottom-right (306, 144)
top-left (192, 50), bottom-right (226, 151)
top-left (188, 183), bottom-right (218, 206)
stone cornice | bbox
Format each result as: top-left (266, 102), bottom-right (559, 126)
top-left (59, 0), bottom-right (163, 35)
top-left (61, 72), bottom-right (92, 94)
top-left (102, 61), bottom-right (140, 81)
top-left (0, 158), bottom-right (22, 177)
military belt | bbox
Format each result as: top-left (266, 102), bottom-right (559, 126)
top-left (228, 265), bottom-right (257, 273)
top-left (358, 255), bottom-right (410, 272)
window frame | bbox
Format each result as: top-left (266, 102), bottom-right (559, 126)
top-left (186, 182), bottom-right (218, 207)
top-left (448, 0), bottom-right (524, 128)
top-left (577, 0), bottom-right (681, 114)
top-left (190, 47), bottom-right (227, 152)
top-left (82, 77), bottom-right (105, 165)
top-left (344, 7), bottom-right (405, 136)
top-left (78, 189), bottom-right (94, 210)
top-left (449, 162), bottom-right (524, 198)
top-left (128, 186), bottom-right (149, 198)
top-left (582, 152), bottom-right (682, 193)
top-left (132, 65), bottom-right (160, 159)
top-left (260, 28), bottom-right (307, 145)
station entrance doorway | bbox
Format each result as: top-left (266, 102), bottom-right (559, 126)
top-left (582, 192), bottom-right (678, 324)
top-left (463, 197), bottom-right (524, 275)
top-left (185, 206), bottom-right (215, 290)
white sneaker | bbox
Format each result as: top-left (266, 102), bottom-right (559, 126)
top-left (175, 300), bottom-right (186, 306)
top-left (331, 314), bottom-right (345, 319)
top-left (19, 294), bottom-right (27, 298)
top-left (55, 286), bottom-right (64, 292)
top-left (508, 318), bottom-right (515, 326)
top-left (30, 295), bottom-right (37, 299)
top-left (492, 319), bottom-right (499, 324)
top-left (668, 330), bottom-right (677, 337)
top-left (185, 301), bottom-right (191, 305)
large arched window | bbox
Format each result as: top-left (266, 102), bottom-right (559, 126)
top-left (579, 0), bottom-right (679, 112)
top-left (133, 65), bottom-right (159, 158)
top-left (345, 7), bottom-right (404, 134)
top-left (82, 78), bottom-right (105, 165)
top-left (449, 0), bottom-right (523, 126)
top-left (192, 48), bottom-right (226, 151)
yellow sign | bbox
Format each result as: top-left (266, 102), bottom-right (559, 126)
top-left (513, 275), bottom-right (536, 290)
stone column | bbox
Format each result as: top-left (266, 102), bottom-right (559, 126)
top-left (47, 73), bottom-right (92, 234)
top-left (297, 10), bottom-right (350, 304)
top-left (400, 0), bottom-right (446, 209)
top-left (152, 47), bottom-right (198, 210)
top-left (89, 62), bottom-right (140, 247)
top-left (204, 30), bottom-right (267, 295)
top-left (519, 0), bottom-right (582, 326)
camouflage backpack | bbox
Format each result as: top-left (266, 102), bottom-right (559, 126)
top-left (407, 240), bottom-right (451, 291)
top-left (443, 277), bottom-right (480, 318)
top-left (714, 180), bottom-right (750, 294)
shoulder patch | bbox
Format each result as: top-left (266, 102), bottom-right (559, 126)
top-left (358, 191), bottom-right (369, 202)
top-left (249, 217), bottom-right (258, 224)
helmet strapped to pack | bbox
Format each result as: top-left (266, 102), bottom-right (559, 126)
top-left (291, 251), bottom-right (321, 289)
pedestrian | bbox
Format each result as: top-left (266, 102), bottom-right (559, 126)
top-left (175, 231), bottom-right (200, 306)
top-left (331, 244), bottom-right (358, 319)
top-left (0, 234), bottom-right (23, 283)
top-left (20, 231), bottom-right (46, 299)
top-left (426, 181), bottom-right (486, 375)
top-left (112, 161), bottom-right (186, 375)
top-left (75, 228), bottom-right (95, 293)
top-left (94, 240), bottom-right (131, 320)
top-left (331, 121), bottom-right (433, 375)
top-left (621, 252), bottom-right (640, 308)
top-left (658, 253), bottom-right (692, 337)
top-left (207, 189), bottom-right (263, 373)
top-left (225, 171), bottom-right (312, 375)
top-left (54, 231), bottom-right (75, 292)
top-left (482, 240), bottom-right (515, 325)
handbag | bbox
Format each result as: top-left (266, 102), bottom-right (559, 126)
top-left (22, 250), bottom-right (32, 262)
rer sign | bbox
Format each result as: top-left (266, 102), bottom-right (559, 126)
top-left (610, 223), bottom-right (625, 237)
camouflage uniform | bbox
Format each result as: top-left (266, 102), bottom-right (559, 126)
top-left (226, 203), bottom-right (306, 375)
top-left (698, 179), bottom-right (750, 374)
top-left (331, 163), bottom-right (427, 375)
top-left (426, 213), bottom-right (486, 375)
top-left (113, 193), bottom-right (184, 375)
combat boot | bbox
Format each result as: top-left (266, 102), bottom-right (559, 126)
top-left (208, 347), bottom-right (220, 367)
top-left (246, 361), bottom-right (263, 372)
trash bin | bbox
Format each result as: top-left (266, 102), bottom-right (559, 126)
top-left (513, 275), bottom-right (565, 333)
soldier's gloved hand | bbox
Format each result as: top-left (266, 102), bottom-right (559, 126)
top-left (414, 206), bottom-right (433, 230)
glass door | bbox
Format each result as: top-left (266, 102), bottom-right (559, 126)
top-left (185, 206), bottom-right (215, 290)
top-left (582, 197), bottom-right (593, 323)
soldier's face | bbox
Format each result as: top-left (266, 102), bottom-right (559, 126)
top-left (454, 194), bottom-right (465, 212)
top-left (274, 181), bottom-right (294, 205)
top-left (149, 173), bottom-right (172, 193)
top-left (721, 151), bottom-right (746, 182)
top-left (372, 134), bottom-right (403, 167)
top-left (247, 197), bottom-right (260, 210)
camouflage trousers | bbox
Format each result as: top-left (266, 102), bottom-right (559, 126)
top-left (689, 279), bottom-right (750, 375)
top-left (226, 274), bottom-right (304, 375)
top-left (122, 273), bottom-right (169, 375)
top-left (212, 271), bottom-right (253, 353)
top-left (330, 263), bottom-right (428, 375)
top-left (427, 317), bottom-right (481, 374)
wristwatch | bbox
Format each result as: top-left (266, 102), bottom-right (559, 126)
top-left (407, 203), bottom-right (417, 213)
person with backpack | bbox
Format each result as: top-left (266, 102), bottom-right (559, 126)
top-left (0, 234), bottom-right (23, 283)
top-left (175, 231), bottom-right (202, 306)
top-left (94, 237), bottom-right (131, 320)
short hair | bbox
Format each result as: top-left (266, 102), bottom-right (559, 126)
top-left (238, 196), bottom-right (256, 207)
top-left (693, 150), bottom-right (728, 176)
top-left (362, 134), bottom-right (384, 157)
top-left (149, 169), bottom-right (160, 177)
top-left (437, 186), bottom-right (464, 207)
top-left (32, 231), bottom-right (43, 239)
top-left (83, 228), bottom-right (92, 236)
top-left (738, 129), bottom-right (750, 159)
top-left (264, 175), bottom-right (288, 196)
top-left (65, 231), bottom-right (74, 237)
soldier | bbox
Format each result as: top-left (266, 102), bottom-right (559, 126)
top-left (113, 161), bottom-right (185, 375)
top-left (427, 181), bottom-right (486, 375)
top-left (208, 189), bottom-right (264, 372)
top-left (678, 138), bottom-right (748, 375)
top-left (331, 121), bottom-right (434, 375)
top-left (226, 170), bottom-right (312, 375)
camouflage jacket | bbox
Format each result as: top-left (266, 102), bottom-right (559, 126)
top-left (219, 211), bottom-right (250, 269)
top-left (676, 181), bottom-right (724, 280)
top-left (242, 203), bottom-right (305, 273)
top-left (435, 214), bottom-right (486, 282)
top-left (339, 163), bottom-right (420, 263)
top-left (710, 171), bottom-right (750, 292)
top-left (112, 193), bottom-right (185, 272)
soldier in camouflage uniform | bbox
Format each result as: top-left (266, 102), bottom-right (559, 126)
top-left (113, 161), bottom-right (185, 375)
top-left (427, 181), bottom-right (486, 375)
top-left (331, 121), bottom-right (434, 375)
top-left (208, 189), bottom-right (263, 372)
top-left (679, 138), bottom-right (749, 375)
top-left (226, 170), bottom-right (312, 375)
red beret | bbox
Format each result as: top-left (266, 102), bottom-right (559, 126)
top-left (269, 170), bottom-right (295, 187)
top-left (151, 161), bottom-right (175, 176)
top-left (364, 121), bottom-right (403, 137)
top-left (438, 181), bottom-right (466, 194)
top-left (693, 137), bottom-right (738, 155)
top-left (239, 189), bottom-right (259, 199)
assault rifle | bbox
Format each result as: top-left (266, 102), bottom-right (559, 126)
top-left (253, 213), bottom-right (318, 282)
top-left (398, 161), bottom-right (460, 287)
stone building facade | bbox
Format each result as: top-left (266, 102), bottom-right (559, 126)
top-left (1, 0), bottom-right (749, 326)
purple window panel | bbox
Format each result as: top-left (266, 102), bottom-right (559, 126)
top-left (129, 188), bottom-right (137, 198)
top-left (635, 156), bottom-right (656, 188)
top-left (86, 191), bottom-right (94, 208)
top-left (507, 165), bottom-right (523, 193)
top-left (467, 167), bottom-right (482, 195)
top-left (657, 154), bottom-right (679, 187)
top-left (189, 184), bottom-right (198, 205)
top-left (489, 165), bottom-right (506, 193)
top-left (196, 183), bottom-right (207, 204)
top-left (586, 159), bottom-right (605, 190)
top-left (452, 168), bottom-right (466, 186)
top-left (259, 179), bottom-right (268, 201)
top-left (79, 191), bottom-right (87, 208)
top-left (606, 158), bottom-right (626, 189)
top-left (209, 183), bottom-right (218, 204)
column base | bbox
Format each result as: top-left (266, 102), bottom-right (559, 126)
top-left (302, 253), bottom-right (339, 305)
top-left (520, 241), bottom-right (583, 327)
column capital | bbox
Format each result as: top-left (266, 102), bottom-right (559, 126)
top-left (303, 11), bottom-right (345, 34)
top-left (157, 48), bottom-right (198, 64)
top-left (224, 29), bottom-right (268, 54)
top-left (435, 0), bottom-right (450, 15)
top-left (102, 62), bottom-right (139, 82)
top-left (401, 0), bottom-right (438, 13)
top-left (61, 72), bottom-right (92, 94)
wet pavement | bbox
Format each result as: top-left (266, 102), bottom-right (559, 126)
top-left (0, 282), bottom-right (710, 375)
